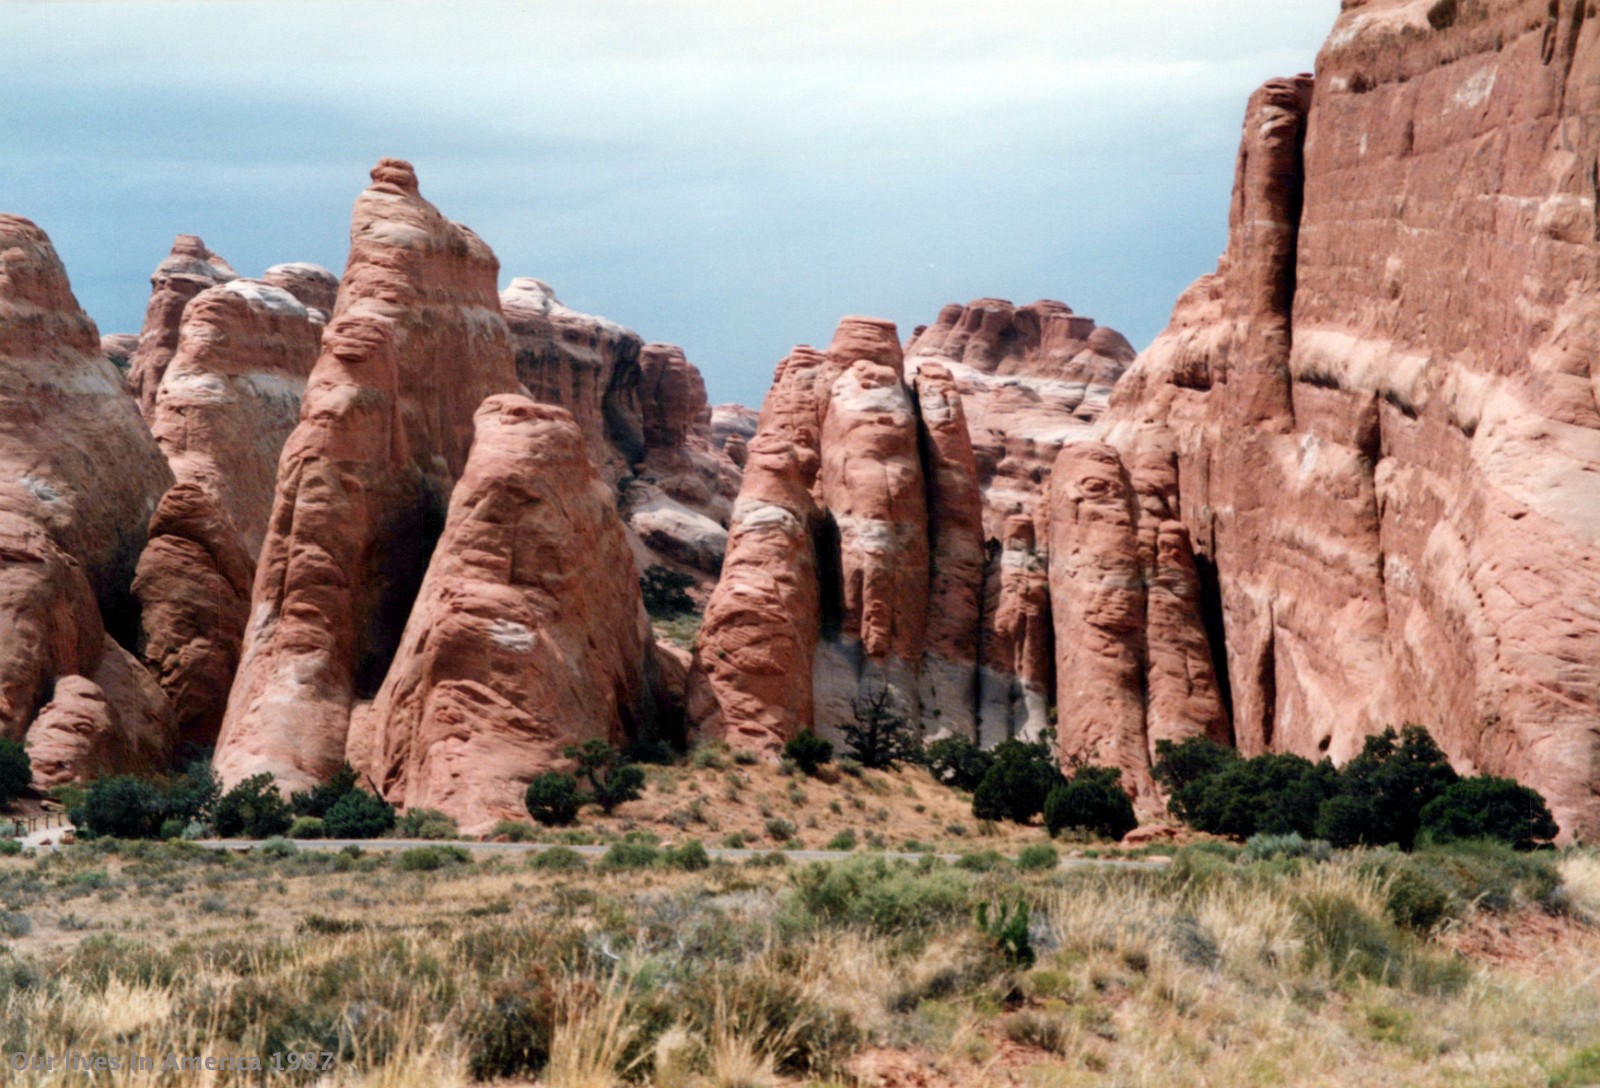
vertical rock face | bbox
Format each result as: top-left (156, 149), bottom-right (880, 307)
top-left (262, 263), bottom-right (338, 320)
top-left (0, 215), bottom-right (175, 775)
top-left (126, 235), bottom-right (238, 417)
top-left (693, 305), bottom-right (1130, 753)
top-left (501, 280), bottom-right (740, 585)
top-left (364, 396), bottom-right (652, 834)
top-left (214, 159), bottom-right (520, 793)
top-left (711, 403), bottom-right (759, 454)
top-left (913, 363), bottom-right (984, 741)
top-left (501, 277), bottom-right (644, 478)
top-left (1095, 0), bottom-right (1600, 838)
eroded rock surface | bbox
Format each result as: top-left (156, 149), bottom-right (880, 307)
top-left (126, 235), bottom-right (237, 417)
top-left (214, 159), bottom-right (520, 793)
top-left (362, 396), bottom-right (653, 834)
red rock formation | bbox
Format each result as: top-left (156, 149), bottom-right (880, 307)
top-left (362, 396), bottom-right (653, 834)
top-left (262, 262), bottom-right (338, 319)
top-left (976, 514), bottom-right (1053, 747)
top-left (911, 362), bottom-right (984, 740)
top-left (27, 641), bottom-right (172, 787)
top-left (501, 277), bottom-right (644, 478)
top-left (1097, 1), bottom-right (1600, 837)
top-left (126, 235), bottom-right (237, 417)
top-left (100, 333), bottom-right (138, 371)
top-left (214, 159), bottom-right (520, 793)
top-left (711, 403), bottom-right (759, 454)
top-left (0, 215), bottom-right (175, 773)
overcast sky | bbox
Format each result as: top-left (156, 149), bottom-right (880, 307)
top-left (2, 1), bottom-right (1337, 406)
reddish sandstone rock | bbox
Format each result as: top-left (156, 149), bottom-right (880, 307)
top-left (501, 277), bottom-right (644, 477)
top-left (262, 262), bottom-right (338, 319)
top-left (814, 354), bottom-right (929, 734)
top-left (1100, 2), bottom-right (1600, 837)
top-left (100, 333), bottom-right (138, 371)
top-left (126, 235), bottom-right (237, 417)
top-left (27, 639), bottom-right (174, 787)
top-left (362, 396), bottom-right (653, 834)
top-left (0, 216), bottom-right (174, 759)
top-left (976, 514), bottom-right (1053, 746)
top-left (912, 362), bottom-right (984, 741)
top-left (711, 403), bottom-right (759, 454)
top-left (214, 159), bottom-right (520, 794)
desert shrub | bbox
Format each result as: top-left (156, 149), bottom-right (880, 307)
top-left (784, 731), bottom-right (834, 776)
top-left (1418, 776), bottom-right (1559, 848)
top-left (1184, 752), bottom-right (1338, 840)
top-left (465, 971), bottom-right (557, 1079)
top-left (0, 911), bottom-right (30, 938)
top-left (395, 845), bottom-right (471, 872)
top-left (525, 773), bottom-right (582, 827)
top-left (0, 740), bottom-right (29, 806)
top-left (841, 687), bottom-right (921, 770)
top-left (765, 817), bottom-right (797, 843)
top-left (259, 837), bottom-right (297, 859)
top-left (1043, 765), bottom-right (1136, 841)
top-left (790, 855), bottom-right (973, 932)
top-left (1363, 840), bottom-right (1562, 923)
top-left (1016, 844), bottom-right (1059, 872)
top-left (957, 850), bottom-right (1005, 872)
top-left (1316, 727), bottom-right (1459, 850)
top-left (1244, 831), bottom-right (1333, 863)
top-left (163, 757), bottom-right (220, 824)
top-left (925, 735), bottom-right (994, 792)
top-left (566, 740), bottom-right (645, 815)
top-left (289, 763), bottom-right (358, 819)
top-left (826, 830), bottom-right (857, 851)
top-left (976, 898), bottom-right (1035, 967)
top-left (598, 841), bottom-right (662, 871)
top-left (395, 807), bottom-right (457, 839)
top-left (287, 816), bottom-right (325, 840)
top-left (77, 776), bottom-right (168, 839)
top-left (322, 789), bottom-right (396, 839)
top-left (972, 740), bottom-right (1061, 824)
top-left (1550, 1046), bottom-right (1600, 1088)
top-left (528, 845), bottom-right (586, 872)
top-left (665, 839), bottom-right (711, 871)
top-left (640, 564), bottom-right (696, 617)
top-left (211, 774), bottom-right (292, 839)
top-left (0, 840), bottom-right (20, 857)
top-left (158, 818), bottom-right (185, 841)
top-left (488, 820), bottom-right (537, 842)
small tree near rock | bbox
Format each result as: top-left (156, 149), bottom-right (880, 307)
top-left (842, 687), bottom-right (920, 771)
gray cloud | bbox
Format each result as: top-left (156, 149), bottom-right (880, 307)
top-left (1, 0), bottom-right (1337, 405)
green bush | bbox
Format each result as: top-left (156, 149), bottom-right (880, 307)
top-left (1015, 844), bottom-right (1059, 872)
top-left (395, 807), bottom-right (458, 840)
top-left (665, 840), bottom-right (711, 871)
top-left (1243, 831), bottom-right (1332, 863)
top-left (826, 830), bottom-right (857, 851)
top-left (162, 758), bottom-right (219, 825)
top-left (1043, 765), bottom-right (1136, 841)
top-left (621, 738), bottom-right (677, 766)
top-left (976, 898), bottom-right (1035, 967)
top-left (395, 845), bottom-right (471, 872)
top-left (973, 741), bottom-right (1061, 824)
top-left (289, 763), bottom-right (358, 819)
top-left (1184, 753), bottom-right (1338, 840)
top-left (956, 850), bottom-right (1005, 872)
top-left (784, 731), bottom-right (834, 776)
top-left (77, 776), bottom-right (168, 839)
top-left (528, 845), bottom-right (585, 872)
top-left (525, 773), bottom-right (582, 827)
top-left (1418, 776), bottom-right (1559, 848)
top-left (1361, 840), bottom-right (1562, 926)
top-left (598, 841), bottom-right (662, 871)
top-left (765, 818), bottom-right (797, 843)
top-left (790, 855), bottom-right (973, 932)
top-left (211, 774), bottom-right (292, 839)
top-left (322, 789), bottom-right (396, 839)
top-left (840, 688), bottom-right (921, 771)
top-left (158, 818), bottom-right (186, 841)
top-left (488, 820), bottom-right (537, 842)
top-left (925, 736), bottom-right (994, 792)
top-left (565, 740), bottom-right (644, 815)
top-left (640, 565), bottom-right (696, 618)
top-left (0, 739), bottom-right (30, 805)
top-left (0, 840), bottom-right (20, 857)
top-left (1316, 727), bottom-right (1459, 850)
top-left (1153, 736), bottom-right (1240, 814)
top-left (259, 837), bottom-right (298, 859)
top-left (288, 817), bottom-right (325, 840)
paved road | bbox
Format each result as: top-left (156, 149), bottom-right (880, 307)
top-left (193, 838), bottom-right (1168, 869)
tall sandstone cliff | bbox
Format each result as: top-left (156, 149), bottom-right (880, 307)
top-left (0, 215), bottom-right (176, 783)
top-left (213, 159), bottom-right (524, 793)
top-left (1075, 0), bottom-right (1600, 836)
top-left (692, 307), bottom-right (1133, 753)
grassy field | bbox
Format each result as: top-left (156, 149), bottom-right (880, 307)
top-left (0, 817), bottom-right (1598, 1087)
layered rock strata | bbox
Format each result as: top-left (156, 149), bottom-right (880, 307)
top-left (213, 159), bottom-right (521, 793)
top-left (0, 214), bottom-right (175, 778)
top-left (363, 397), bottom-right (654, 834)
top-left (126, 235), bottom-right (237, 417)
